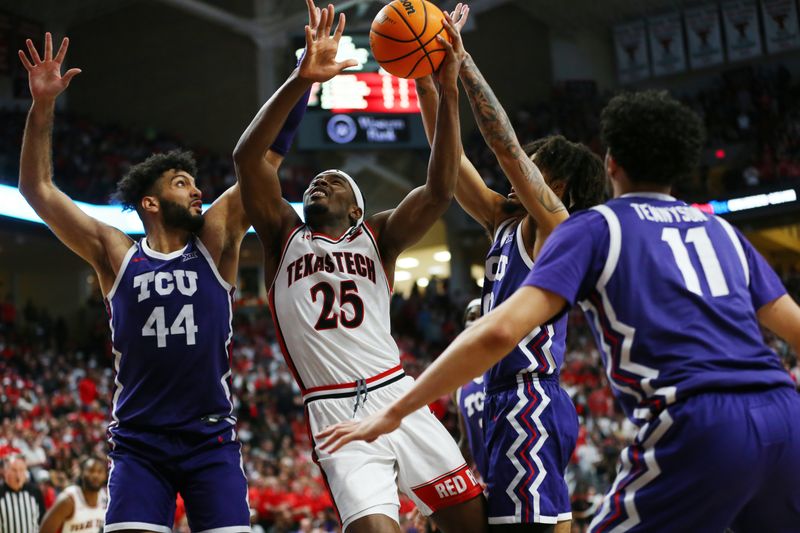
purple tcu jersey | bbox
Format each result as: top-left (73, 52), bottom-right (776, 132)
top-left (456, 377), bottom-right (487, 479)
top-left (482, 218), bottom-right (567, 387)
top-left (525, 193), bottom-right (793, 425)
top-left (105, 236), bottom-right (236, 437)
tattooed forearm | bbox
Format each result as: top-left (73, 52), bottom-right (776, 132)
top-left (459, 56), bottom-right (519, 154)
top-left (460, 56), bottom-right (566, 215)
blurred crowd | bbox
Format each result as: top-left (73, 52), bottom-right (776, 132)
top-left (0, 108), bottom-right (316, 206)
top-left (2, 53), bottom-right (800, 533)
top-left (2, 64), bottom-right (800, 209)
top-left (1, 268), bottom-right (798, 532)
top-left (468, 63), bottom-right (800, 202)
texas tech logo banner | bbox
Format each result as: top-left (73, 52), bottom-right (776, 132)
top-left (685, 4), bottom-right (726, 69)
top-left (613, 20), bottom-right (651, 83)
top-left (648, 12), bottom-right (688, 76)
top-left (722, 0), bottom-right (764, 61)
top-left (761, 0), bottom-right (800, 53)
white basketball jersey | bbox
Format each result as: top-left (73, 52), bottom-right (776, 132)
top-left (270, 224), bottom-right (399, 390)
top-left (61, 486), bottom-right (106, 533)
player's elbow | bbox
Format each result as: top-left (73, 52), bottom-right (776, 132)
top-left (232, 143), bottom-right (253, 166)
top-left (424, 176), bottom-right (456, 206)
top-left (484, 320), bottom-right (520, 354)
top-left (431, 187), bottom-right (454, 206)
top-left (18, 180), bottom-right (50, 205)
top-left (232, 138), bottom-right (264, 168)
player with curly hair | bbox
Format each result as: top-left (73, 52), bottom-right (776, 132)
top-left (320, 89), bottom-right (800, 532)
top-left (17, 30), bottom-right (308, 532)
top-left (414, 5), bottom-right (605, 531)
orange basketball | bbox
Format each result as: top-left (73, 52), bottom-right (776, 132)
top-left (369, 0), bottom-right (451, 79)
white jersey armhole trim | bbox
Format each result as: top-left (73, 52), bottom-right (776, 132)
top-left (715, 216), bottom-right (750, 286)
top-left (268, 225), bottom-right (305, 293)
top-left (493, 217), bottom-right (515, 243)
top-left (105, 244), bottom-right (137, 300)
top-left (515, 219), bottom-right (534, 269)
top-left (195, 237), bottom-right (234, 292)
top-left (363, 221), bottom-right (393, 295)
top-left (591, 205), bottom-right (622, 287)
top-left (62, 485), bottom-right (80, 512)
top-left (73, 485), bottom-right (86, 507)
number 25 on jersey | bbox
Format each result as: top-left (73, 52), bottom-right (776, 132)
top-left (310, 280), bottom-right (365, 330)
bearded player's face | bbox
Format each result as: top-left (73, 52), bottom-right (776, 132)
top-left (156, 170), bottom-right (205, 233)
top-left (81, 459), bottom-right (107, 492)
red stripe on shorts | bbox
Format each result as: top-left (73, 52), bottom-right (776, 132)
top-left (410, 463), bottom-right (483, 513)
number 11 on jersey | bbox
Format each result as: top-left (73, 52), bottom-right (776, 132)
top-left (662, 227), bottom-right (730, 297)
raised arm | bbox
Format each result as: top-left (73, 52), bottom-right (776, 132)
top-left (18, 34), bottom-right (132, 292)
top-left (416, 75), bottom-right (501, 234)
top-left (201, 68), bottom-right (308, 284)
top-left (371, 16), bottom-right (465, 261)
top-left (233, 73), bottom-right (308, 239)
top-left (414, 6), bottom-right (504, 234)
top-left (459, 41), bottom-right (568, 251)
top-left (233, 2), bottom-right (356, 250)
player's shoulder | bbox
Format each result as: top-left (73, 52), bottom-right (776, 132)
top-left (556, 206), bottom-right (611, 234)
top-left (57, 486), bottom-right (80, 503)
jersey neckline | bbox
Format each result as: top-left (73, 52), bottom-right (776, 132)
top-left (619, 192), bottom-right (677, 201)
top-left (305, 223), bottom-right (361, 243)
top-left (141, 236), bottom-right (191, 260)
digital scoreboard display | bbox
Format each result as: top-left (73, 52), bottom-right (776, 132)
top-left (298, 34), bottom-right (421, 114)
top-left (310, 72), bottom-right (420, 114)
top-left (295, 34), bottom-right (428, 150)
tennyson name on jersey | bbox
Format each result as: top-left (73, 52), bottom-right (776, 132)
top-left (286, 252), bottom-right (377, 287)
top-left (630, 203), bottom-right (708, 224)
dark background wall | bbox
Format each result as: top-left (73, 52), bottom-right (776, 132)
top-left (65, 0), bottom-right (258, 153)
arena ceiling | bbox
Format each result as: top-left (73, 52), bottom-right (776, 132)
top-left (3, 0), bottom-right (700, 36)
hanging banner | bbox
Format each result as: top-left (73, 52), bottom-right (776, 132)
top-left (761, 0), bottom-right (800, 53)
top-left (648, 12), bottom-right (687, 76)
top-left (613, 20), bottom-right (651, 83)
top-left (684, 4), bottom-right (726, 68)
top-left (722, 0), bottom-right (764, 61)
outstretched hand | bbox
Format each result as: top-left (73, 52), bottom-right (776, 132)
top-left (18, 32), bottom-right (81, 103)
top-left (298, 1), bottom-right (358, 83)
top-left (435, 9), bottom-right (469, 88)
top-left (315, 407), bottom-right (402, 453)
top-left (449, 2), bottom-right (470, 32)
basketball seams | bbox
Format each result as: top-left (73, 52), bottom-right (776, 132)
top-left (372, 25), bottom-right (447, 65)
top-left (387, 2), bottom-right (425, 41)
top-left (371, 0), bottom-right (448, 78)
top-left (419, 0), bottom-right (435, 75)
top-left (384, 0), bottom-right (435, 76)
top-left (370, 28), bottom-right (419, 44)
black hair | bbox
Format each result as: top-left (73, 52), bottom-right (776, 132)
top-left (522, 135), bottom-right (606, 212)
top-left (112, 150), bottom-right (198, 212)
top-left (80, 454), bottom-right (104, 469)
top-left (600, 90), bottom-right (705, 186)
top-left (77, 454), bottom-right (105, 485)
